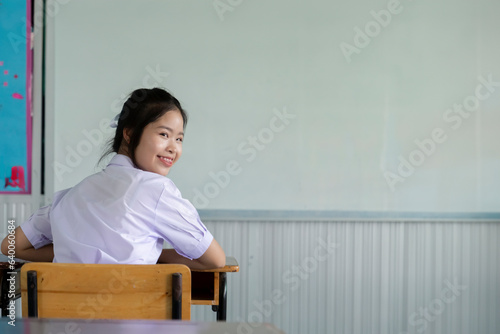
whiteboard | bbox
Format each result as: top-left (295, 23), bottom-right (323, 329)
top-left (51, 0), bottom-right (500, 212)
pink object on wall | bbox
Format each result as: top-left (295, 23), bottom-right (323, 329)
top-left (4, 166), bottom-right (26, 191)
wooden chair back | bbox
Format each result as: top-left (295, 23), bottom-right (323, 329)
top-left (21, 262), bottom-right (191, 320)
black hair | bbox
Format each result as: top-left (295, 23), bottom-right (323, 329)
top-left (100, 88), bottom-right (188, 166)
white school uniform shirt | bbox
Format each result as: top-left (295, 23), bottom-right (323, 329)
top-left (20, 154), bottom-right (213, 264)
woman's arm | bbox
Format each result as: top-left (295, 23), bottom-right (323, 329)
top-left (158, 239), bottom-right (226, 270)
top-left (1, 226), bottom-right (54, 262)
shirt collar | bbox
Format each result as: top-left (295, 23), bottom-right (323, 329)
top-left (107, 154), bottom-right (135, 168)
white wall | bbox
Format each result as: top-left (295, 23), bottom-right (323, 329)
top-left (47, 0), bottom-right (500, 213)
top-left (1, 2), bottom-right (500, 329)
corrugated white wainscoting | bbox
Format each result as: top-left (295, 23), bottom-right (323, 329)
top-left (1, 204), bottom-right (498, 333)
top-left (195, 217), bottom-right (499, 334)
top-left (0, 196), bottom-right (39, 236)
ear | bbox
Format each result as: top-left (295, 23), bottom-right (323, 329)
top-left (122, 128), bottom-right (132, 144)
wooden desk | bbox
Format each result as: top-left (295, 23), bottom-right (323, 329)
top-left (0, 317), bottom-right (284, 334)
top-left (191, 256), bottom-right (239, 321)
top-left (0, 256), bottom-right (239, 321)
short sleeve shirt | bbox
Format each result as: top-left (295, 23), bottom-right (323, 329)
top-left (20, 154), bottom-right (213, 264)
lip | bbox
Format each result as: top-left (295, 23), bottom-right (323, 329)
top-left (158, 155), bottom-right (174, 167)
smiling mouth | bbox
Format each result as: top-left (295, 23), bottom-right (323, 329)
top-left (158, 156), bottom-right (174, 167)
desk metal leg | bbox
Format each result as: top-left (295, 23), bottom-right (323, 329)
top-left (1, 270), bottom-right (8, 317)
top-left (215, 272), bottom-right (227, 321)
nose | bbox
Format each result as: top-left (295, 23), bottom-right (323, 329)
top-left (166, 140), bottom-right (175, 153)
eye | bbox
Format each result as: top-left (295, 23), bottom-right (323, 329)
top-left (160, 133), bottom-right (168, 138)
top-left (177, 137), bottom-right (183, 142)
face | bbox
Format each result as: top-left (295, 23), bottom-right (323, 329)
top-left (127, 110), bottom-right (184, 176)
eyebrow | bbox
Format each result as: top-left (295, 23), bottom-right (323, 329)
top-left (156, 126), bottom-right (184, 136)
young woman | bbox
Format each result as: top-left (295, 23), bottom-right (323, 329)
top-left (1, 88), bottom-right (225, 269)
